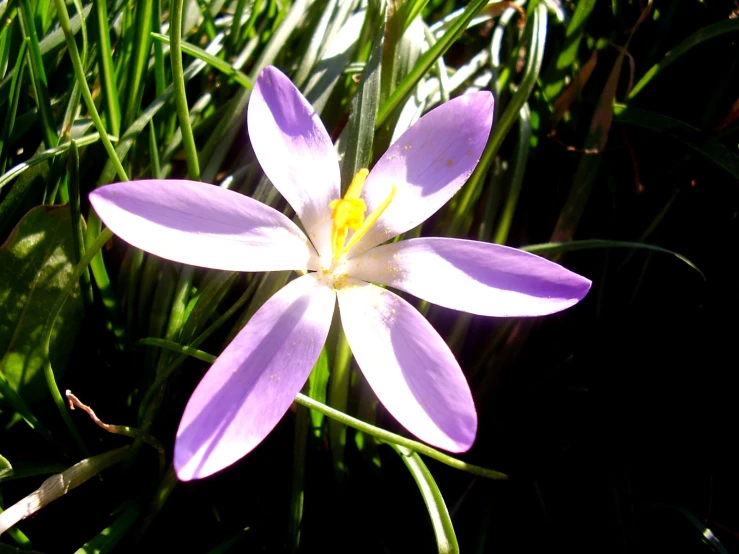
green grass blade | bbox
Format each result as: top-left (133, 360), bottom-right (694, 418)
top-left (375, 0), bottom-right (488, 129)
top-left (613, 104), bottom-right (739, 180)
top-left (392, 445), bottom-right (459, 554)
top-left (0, 40), bottom-right (26, 173)
top-left (541, 0), bottom-right (596, 100)
top-left (338, 0), bottom-right (384, 187)
top-left (0, 132), bottom-right (104, 191)
top-left (18, 0), bottom-right (58, 148)
top-left (492, 102), bottom-right (531, 245)
top-left (151, 32), bottom-right (253, 89)
top-left (451, 3), bottom-right (547, 236)
top-left (629, 18), bottom-right (739, 99)
top-left (121, 0), bottom-right (154, 130)
top-left (139, 338), bottom-right (508, 480)
top-left (169, 0), bottom-right (200, 180)
top-left (522, 239), bottom-right (705, 280)
top-left (52, 0), bottom-right (128, 182)
top-left (93, 0), bottom-right (121, 136)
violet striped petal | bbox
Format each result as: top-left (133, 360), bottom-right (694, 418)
top-left (90, 180), bottom-right (317, 272)
top-left (248, 66), bottom-right (340, 259)
top-left (337, 280), bottom-right (476, 452)
top-left (351, 92), bottom-right (494, 254)
top-left (175, 274), bottom-right (335, 480)
top-left (348, 238), bottom-right (591, 317)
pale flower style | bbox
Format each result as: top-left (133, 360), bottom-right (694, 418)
top-left (90, 66), bottom-right (591, 481)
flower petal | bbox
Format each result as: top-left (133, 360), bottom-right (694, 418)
top-left (348, 238), bottom-right (591, 316)
top-left (248, 65), bottom-right (340, 259)
top-left (90, 180), bottom-right (317, 272)
top-left (351, 92), bottom-right (494, 253)
top-left (175, 274), bottom-right (335, 480)
top-left (338, 280), bottom-right (476, 452)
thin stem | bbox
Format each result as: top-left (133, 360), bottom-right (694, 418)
top-left (169, 0), bottom-right (201, 180)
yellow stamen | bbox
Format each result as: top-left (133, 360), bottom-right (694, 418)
top-left (328, 169), bottom-right (397, 259)
top-left (345, 168), bottom-right (369, 199)
top-left (329, 169), bottom-right (369, 256)
top-left (340, 185), bottom-right (396, 256)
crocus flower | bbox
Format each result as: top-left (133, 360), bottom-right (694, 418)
top-left (90, 65), bottom-right (591, 481)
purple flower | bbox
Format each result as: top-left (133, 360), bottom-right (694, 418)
top-left (90, 66), bottom-right (591, 480)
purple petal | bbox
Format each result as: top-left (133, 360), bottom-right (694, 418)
top-left (338, 280), bottom-right (476, 452)
top-left (248, 66), bottom-right (341, 259)
top-left (90, 180), bottom-right (317, 272)
top-left (350, 92), bottom-right (494, 254)
top-left (175, 274), bottom-right (335, 480)
top-left (348, 238), bottom-right (591, 316)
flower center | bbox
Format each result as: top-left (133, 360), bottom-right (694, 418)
top-left (328, 168), bottom-right (396, 260)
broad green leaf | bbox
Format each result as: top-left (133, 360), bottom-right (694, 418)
top-left (0, 205), bottom-right (84, 406)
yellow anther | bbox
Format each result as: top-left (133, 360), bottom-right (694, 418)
top-left (341, 185), bottom-right (396, 255)
top-left (329, 168), bottom-right (369, 257)
top-left (329, 169), bottom-right (396, 258)
top-left (345, 168), bottom-right (369, 199)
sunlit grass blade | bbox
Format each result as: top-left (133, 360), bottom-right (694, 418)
top-left (0, 40), bottom-right (26, 173)
top-left (0, 447), bottom-right (128, 535)
top-left (52, 0), bottom-right (128, 182)
top-left (200, 0), bottom-right (313, 182)
top-left (338, 0), bottom-right (384, 187)
top-left (151, 32), bottom-right (253, 89)
top-left (92, 0), bottom-right (120, 136)
top-left (170, 0), bottom-right (200, 180)
top-left (0, 132), bottom-right (104, 191)
top-left (121, 0), bottom-right (154, 130)
top-left (375, 0), bottom-right (488, 129)
top-left (98, 50), bottom-right (214, 186)
top-left (492, 102), bottom-right (531, 245)
top-left (18, 0), bottom-right (57, 149)
top-left (522, 239), bottom-right (705, 280)
top-left (138, 339), bottom-right (508, 480)
top-left (450, 3), bottom-right (547, 236)
top-left (392, 445), bottom-right (459, 554)
top-left (541, 0), bottom-right (596, 101)
top-left (292, 0), bottom-right (339, 88)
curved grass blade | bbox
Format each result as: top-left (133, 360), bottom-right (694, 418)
top-left (451, 3), bottom-right (547, 236)
top-left (0, 447), bottom-right (128, 535)
top-left (39, 228), bottom-right (114, 454)
top-left (170, 0), bottom-right (200, 180)
top-left (375, 0), bottom-right (489, 129)
top-left (613, 104), bottom-right (739, 180)
top-left (0, 133), bottom-right (104, 191)
top-left (150, 32), bottom-right (253, 89)
top-left (629, 19), bottom-right (739, 99)
top-left (522, 239), bottom-right (705, 280)
top-left (140, 340), bottom-right (508, 480)
top-left (18, 0), bottom-right (57, 149)
top-left (52, 0), bottom-right (128, 182)
top-left (392, 445), bottom-right (459, 554)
